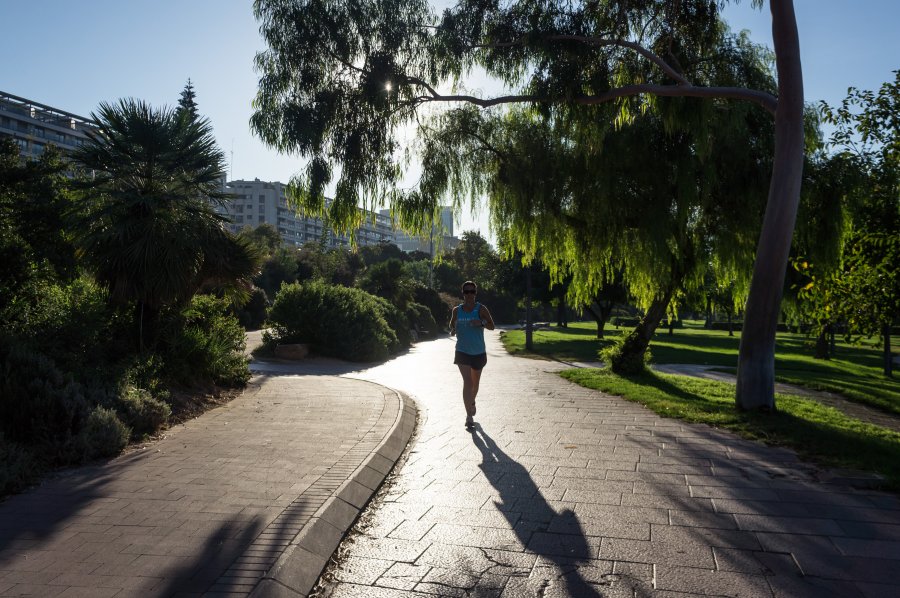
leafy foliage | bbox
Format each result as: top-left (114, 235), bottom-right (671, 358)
top-left (78, 406), bottom-right (131, 460)
top-left (0, 92), bottom-right (258, 496)
top-left (159, 295), bottom-right (251, 387)
top-left (794, 72), bottom-right (900, 373)
top-left (112, 387), bottom-right (171, 439)
top-left (0, 140), bottom-right (77, 325)
top-left (72, 98), bottom-right (259, 348)
top-left (251, 0), bottom-right (803, 409)
top-left (267, 280), bottom-right (400, 361)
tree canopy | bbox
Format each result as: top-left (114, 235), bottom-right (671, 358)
top-left (251, 0), bottom-right (805, 410)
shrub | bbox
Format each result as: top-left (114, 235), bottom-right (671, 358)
top-left (372, 295), bottom-right (412, 348)
top-left (77, 406), bottom-right (130, 460)
top-left (114, 387), bottom-right (171, 438)
top-left (234, 287), bottom-right (269, 330)
top-left (160, 295), bottom-right (250, 387)
top-left (7, 277), bottom-right (114, 371)
top-left (0, 434), bottom-right (39, 497)
top-left (268, 280), bottom-right (399, 361)
top-left (413, 285), bottom-right (453, 333)
top-left (405, 301), bottom-right (438, 338)
top-left (122, 353), bottom-right (169, 399)
top-left (0, 340), bottom-right (88, 452)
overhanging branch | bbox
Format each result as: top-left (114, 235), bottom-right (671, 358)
top-left (460, 33), bottom-right (778, 115)
top-left (404, 82), bottom-right (777, 115)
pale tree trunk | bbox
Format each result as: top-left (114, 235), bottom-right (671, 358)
top-left (735, 0), bottom-right (805, 411)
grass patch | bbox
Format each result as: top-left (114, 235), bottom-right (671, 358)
top-left (501, 320), bottom-right (900, 414)
top-left (561, 367), bottom-right (900, 490)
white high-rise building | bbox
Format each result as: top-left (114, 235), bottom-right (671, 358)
top-left (379, 206), bottom-right (459, 254)
top-left (219, 179), bottom-right (396, 248)
top-left (0, 90), bottom-right (95, 158)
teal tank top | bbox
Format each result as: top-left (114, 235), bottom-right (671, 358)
top-left (456, 302), bottom-right (486, 355)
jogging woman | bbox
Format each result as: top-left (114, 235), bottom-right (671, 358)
top-left (449, 280), bottom-right (495, 428)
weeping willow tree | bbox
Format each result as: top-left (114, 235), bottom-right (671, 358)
top-left (252, 0), bottom-right (805, 410)
top-left (413, 85), bottom-right (774, 370)
top-left (405, 29), bottom-right (776, 371)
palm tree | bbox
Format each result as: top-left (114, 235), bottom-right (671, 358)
top-left (72, 99), bottom-right (258, 350)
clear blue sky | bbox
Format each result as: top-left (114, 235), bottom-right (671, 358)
top-left (2, 1), bottom-right (898, 239)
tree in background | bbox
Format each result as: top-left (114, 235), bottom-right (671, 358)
top-left (176, 78), bottom-right (199, 121)
top-left (238, 224), bottom-right (298, 300)
top-left (583, 276), bottom-right (629, 339)
top-left (0, 140), bottom-right (77, 328)
top-left (817, 72), bottom-right (900, 375)
top-left (782, 149), bottom-right (856, 359)
top-left (72, 99), bottom-right (259, 350)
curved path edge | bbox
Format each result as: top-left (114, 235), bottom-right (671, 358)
top-left (249, 386), bottom-right (418, 598)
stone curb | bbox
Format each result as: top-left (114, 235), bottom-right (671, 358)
top-left (250, 387), bottom-right (417, 597)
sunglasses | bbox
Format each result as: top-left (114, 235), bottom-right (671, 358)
top-left (463, 289), bottom-right (476, 295)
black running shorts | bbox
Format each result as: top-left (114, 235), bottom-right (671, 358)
top-left (454, 351), bottom-right (487, 370)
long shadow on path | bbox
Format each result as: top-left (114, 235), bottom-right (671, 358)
top-left (470, 425), bottom-right (603, 597)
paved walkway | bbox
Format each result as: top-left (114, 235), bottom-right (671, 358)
top-left (312, 332), bottom-right (900, 597)
top-left (0, 374), bottom-right (414, 597)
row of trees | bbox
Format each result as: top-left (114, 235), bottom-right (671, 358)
top-left (250, 0), bottom-right (896, 406)
top-left (240, 225), bottom-right (541, 328)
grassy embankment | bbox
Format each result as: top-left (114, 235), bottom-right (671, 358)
top-left (501, 320), bottom-right (900, 488)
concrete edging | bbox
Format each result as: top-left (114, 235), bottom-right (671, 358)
top-left (250, 387), bottom-right (418, 597)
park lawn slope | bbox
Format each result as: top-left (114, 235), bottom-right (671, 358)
top-left (561, 367), bottom-right (900, 490)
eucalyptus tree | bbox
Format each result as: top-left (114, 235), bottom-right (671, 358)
top-left (252, 0), bottom-right (804, 409)
top-left (73, 99), bottom-right (259, 350)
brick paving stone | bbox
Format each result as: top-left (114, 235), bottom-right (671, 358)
top-left (0, 375), bottom-right (402, 598)
top-left (655, 565), bottom-right (773, 597)
top-left (303, 331), bottom-right (900, 596)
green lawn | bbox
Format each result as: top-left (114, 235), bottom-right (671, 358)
top-left (501, 320), bottom-right (900, 415)
top-left (561, 368), bottom-right (900, 490)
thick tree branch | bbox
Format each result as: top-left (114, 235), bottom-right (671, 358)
top-left (549, 35), bottom-right (691, 85)
top-left (459, 34), bottom-right (777, 114)
top-left (404, 82), bottom-right (777, 115)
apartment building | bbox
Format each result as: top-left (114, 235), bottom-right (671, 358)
top-left (0, 90), bottom-right (95, 158)
top-left (381, 206), bottom-right (459, 254)
top-left (220, 179), bottom-right (396, 249)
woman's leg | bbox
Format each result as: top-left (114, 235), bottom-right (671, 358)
top-left (470, 367), bottom-right (483, 415)
top-left (457, 364), bottom-right (475, 416)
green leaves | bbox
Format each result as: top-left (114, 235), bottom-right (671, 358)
top-left (72, 98), bottom-right (258, 315)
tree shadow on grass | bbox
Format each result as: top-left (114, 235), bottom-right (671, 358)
top-left (470, 426), bottom-right (622, 597)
